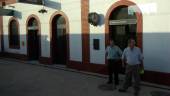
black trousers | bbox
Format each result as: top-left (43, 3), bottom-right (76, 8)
top-left (107, 59), bottom-right (119, 85)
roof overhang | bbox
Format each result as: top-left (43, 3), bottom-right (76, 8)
top-left (18, 0), bottom-right (43, 5)
top-left (0, 7), bottom-right (14, 16)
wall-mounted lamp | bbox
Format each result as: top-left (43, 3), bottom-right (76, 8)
top-left (38, 8), bottom-right (47, 13)
top-left (38, 0), bottom-right (47, 14)
top-left (88, 12), bottom-right (100, 26)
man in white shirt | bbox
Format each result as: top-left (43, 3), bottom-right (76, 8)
top-left (119, 39), bottom-right (143, 96)
top-left (106, 40), bottom-right (122, 87)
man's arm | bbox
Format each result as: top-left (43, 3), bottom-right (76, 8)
top-left (105, 46), bottom-right (108, 57)
top-left (138, 48), bottom-right (144, 62)
top-left (138, 48), bottom-right (144, 69)
top-left (121, 49), bottom-right (126, 68)
top-left (118, 47), bottom-right (123, 57)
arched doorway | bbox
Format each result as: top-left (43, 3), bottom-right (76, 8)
top-left (105, 1), bottom-right (143, 73)
top-left (27, 17), bottom-right (40, 60)
top-left (105, 0), bottom-right (143, 53)
top-left (51, 15), bottom-right (67, 65)
top-left (109, 5), bottom-right (137, 50)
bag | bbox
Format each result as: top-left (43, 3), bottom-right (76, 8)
top-left (139, 68), bottom-right (144, 75)
top-left (139, 64), bottom-right (144, 75)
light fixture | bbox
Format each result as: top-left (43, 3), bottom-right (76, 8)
top-left (38, 8), bottom-right (47, 13)
top-left (38, 0), bottom-right (47, 14)
top-left (88, 12), bottom-right (100, 26)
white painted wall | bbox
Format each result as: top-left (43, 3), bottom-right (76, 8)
top-left (89, 0), bottom-right (170, 73)
top-left (3, 0), bottom-right (82, 62)
top-left (139, 0), bottom-right (170, 73)
top-left (3, 3), bottom-right (50, 55)
top-left (2, 0), bottom-right (170, 73)
top-left (89, 25), bottom-right (105, 64)
top-left (89, 0), bottom-right (117, 64)
top-left (61, 0), bottom-right (82, 62)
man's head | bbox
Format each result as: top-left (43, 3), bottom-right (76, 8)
top-left (109, 39), bottom-right (115, 46)
top-left (128, 38), bottom-right (136, 48)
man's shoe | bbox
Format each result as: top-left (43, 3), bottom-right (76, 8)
top-left (118, 89), bottom-right (126, 92)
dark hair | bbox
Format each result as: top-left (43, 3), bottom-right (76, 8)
top-left (128, 38), bottom-right (136, 44)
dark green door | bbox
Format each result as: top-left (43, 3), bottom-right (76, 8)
top-left (52, 15), bottom-right (67, 64)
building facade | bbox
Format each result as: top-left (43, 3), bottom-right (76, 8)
top-left (1, 0), bottom-right (170, 86)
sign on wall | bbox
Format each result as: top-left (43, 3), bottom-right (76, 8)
top-left (18, 0), bottom-right (43, 5)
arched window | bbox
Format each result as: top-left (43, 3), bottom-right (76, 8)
top-left (9, 19), bottom-right (20, 49)
top-left (56, 16), bottom-right (66, 38)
